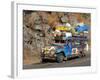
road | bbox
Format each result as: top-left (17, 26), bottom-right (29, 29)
top-left (23, 53), bottom-right (91, 69)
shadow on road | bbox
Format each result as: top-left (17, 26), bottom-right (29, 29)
top-left (42, 56), bottom-right (80, 63)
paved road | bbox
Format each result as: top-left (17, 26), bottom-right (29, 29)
top-left (23, 53), bottom-right (91, 69)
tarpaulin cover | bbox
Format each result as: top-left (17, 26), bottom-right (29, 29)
top-left (75, 25), bottom-right (89, 32)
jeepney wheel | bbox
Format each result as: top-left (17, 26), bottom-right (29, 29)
top-left (79, 51), bottom-right (86, 57)
top-left (56, 53), bottom-right (64, 63)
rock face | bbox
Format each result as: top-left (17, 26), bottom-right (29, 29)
top-left (23, 10), bottom-right (91, 65)
top-left (23, 11), bottom-right (53, 64)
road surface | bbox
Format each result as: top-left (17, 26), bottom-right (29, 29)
top-left (23, 53), bottom-right (91, 69)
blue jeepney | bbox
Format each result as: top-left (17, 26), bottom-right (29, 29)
top-left (41, 35), bottom-right (88, 63)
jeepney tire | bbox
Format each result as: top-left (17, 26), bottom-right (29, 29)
top-left (82, 53), bottom-right (86, 57)
top-left (79, 51), bottom-right (86, 58)
top-left (56, 53), bottom-right (64, 63)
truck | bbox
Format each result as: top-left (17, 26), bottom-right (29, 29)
top-left (41, 35), bottom-right (88, 63)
